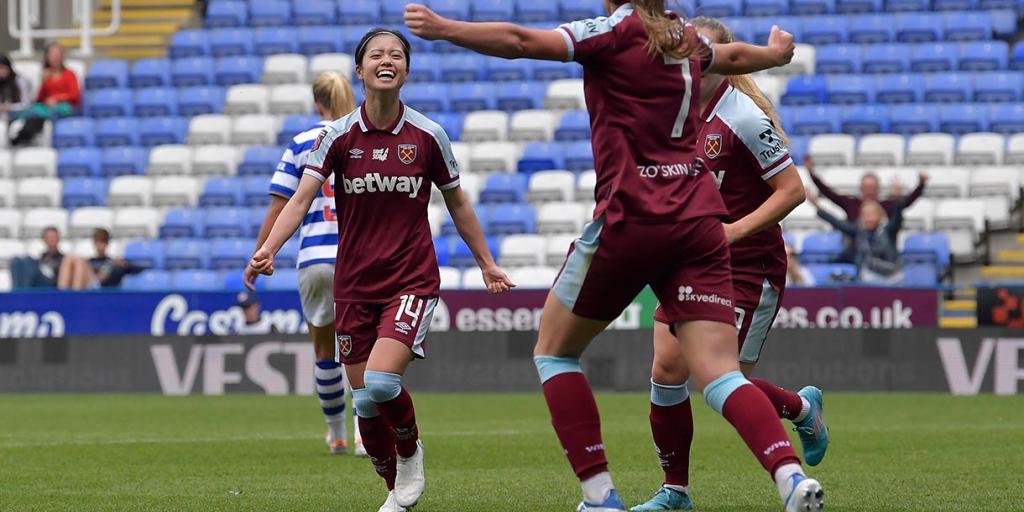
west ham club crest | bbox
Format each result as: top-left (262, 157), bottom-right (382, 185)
top-left (704, 133), bottom-right (722, 160)
top-left (398, 144), bottom-right (417, 165)
top-left (337, 335), bottom-right (352, 357)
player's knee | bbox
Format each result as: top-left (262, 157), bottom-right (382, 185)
top-left (364, 370), bottom-right (403, 403)
top-left (352, 388), bottom-right (378, 418)
top-left (651, 356), bottom-right (688, 385)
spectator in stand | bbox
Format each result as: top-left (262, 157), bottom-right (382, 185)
top-left (10, 42), bottom-right (80, 147)
top-left (805, 156), bottom-right (927, 221)
top-left (233, 291), bottom-right (275, 335)
top-left (808, 192), bottom-right (906, 285)
top-left (10, 226), bottom-right (66, 288)
top-left (0, 55), bottom-right (31, 122)
top-left (785, 243), bottom-right (815, 287)
top-left (52, 228), bottom-right (143, 289)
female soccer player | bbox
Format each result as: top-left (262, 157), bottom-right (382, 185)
top-left (633, 18), bottom-right (829, 511)
top-left (249, 29), bottom-right (513, 512)
top-left (245, 72), bottom-right (358, 455)
top-left (405, 2), bottom-right (824, 511)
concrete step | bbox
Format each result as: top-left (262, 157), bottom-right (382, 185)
top-left (980, 265), bottom-right (1024, 279)
top-left (1018, 233), bottom-right (1024, 245)
top-left (58, 34), bottom-right (168, 48)
top-left (940, 317), bottom-right (977, 329)
top-left (115, 22), bottom-right (180, 35)
top-left (998, 249), bottom-right (1024, 263)
top-left (95, 8), bottom-right (192, 22)
top-left (100, 0), bottom-right (194, 7)
top-left (943, 300), bottom-right (977, 312)
top-left (106, 48), bottom-right (167, 59)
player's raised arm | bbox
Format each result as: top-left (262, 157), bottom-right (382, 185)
top-left (248, 175), bottom-right (320, 281)
top-left (706, 25), bottom-right (794, 75)
top-left (404, 3), bottom-right (568, 61)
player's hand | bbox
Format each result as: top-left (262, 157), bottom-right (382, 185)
top-left (481, 264), bottom-right (515, 294)
top-left (405, 3), bottom-right (451, 41)
top-left (242, 263), bottom-right (262, 292)
top-left (767, 25), bottom-right (795, 66)
top-left (919, 172), bottom-right (929, 184)
top-left (247, 247), bottom-right (275, 282)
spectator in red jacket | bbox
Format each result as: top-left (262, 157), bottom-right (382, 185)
top-left (10, 42), bottom-right (80, 146)
top-left (805, 156), bottom-right (927, 221)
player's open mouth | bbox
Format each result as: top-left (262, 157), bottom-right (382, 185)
top-left (376, 70), bottom-right (396, 82)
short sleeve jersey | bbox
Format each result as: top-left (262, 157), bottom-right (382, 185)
top-left (698, 81), bottom-right (793, 281)
top-left (303, 103), bottom-right (460, 303)
top-left (558, 3), bottom-right (727, 224)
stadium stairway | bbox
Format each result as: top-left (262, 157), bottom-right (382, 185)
top-left (59, 0), bottom-right (196, 60)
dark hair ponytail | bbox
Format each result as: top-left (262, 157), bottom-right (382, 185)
top-left (0, 55), bottom-right (21, 104)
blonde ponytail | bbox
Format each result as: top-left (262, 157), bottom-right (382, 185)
top-left (312, 72), bottom-right (356, 120)
top-left (631, 0), bottom-right (699, 60)
top-left (690, 17), bottom-right (790, 146)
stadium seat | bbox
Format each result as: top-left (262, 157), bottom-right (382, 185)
top-left (564, 141), bottom-right (594, 172)
top-left (944, 12), bottom-right (992, 41)
top-left (0, 180), bottom-right (12, 207)
top-left (440, 54), bottom-right (487, 82)
top-left (785, 105), bottom-right (835, 136)
top-left (160, 208), bottom-right (205, 239)
top-left (864, 43), bottom-right (911, 73)
top-left (902, 263), bottom-right (938, 286)
top-left (554, 110), bottom-right (590, 141)
top-left (527, 170), bottom-right (575, 203)
top-left (850, 16), bottom-right (895, 44)
top-left (403, 82), bottom-right (449, 112)
top-left (341, 0), bottom-right (383, 24)
top-left (68, 206), bottom-right (114, 237)
top-left (575, 170), bottom-right (595, 201)
top-left (171, 57), bottom-right (215, 87)
top-left (933, 198), bottom-right (985, 255)
top-left (177, 85), bottom-right (226, 116)
top-left (202, 207), bottom-right (249, 239)
top-left (487, 58), bottom-right (533, 82)
top-left (790, 0), bottom-right (835, 13)
top-left (262, 54), bottom-right (307, 85)
top-left (838, 0), bottom-right (883, 13)
top-left (188, 114), bottom-right (232, 145)
top-left (900, 197), bottom-right (935, 231)
top-left (95, 117), bottom-right (139, 148)
top-left (232, 114), bottom-right (279, 145)
top-left (537, 202), bottom-right (586, 234)
top-left (436, 265), bottom-right (461, 290)
top-left (815, 45), bottom-right (861, 74)
top-left (214, 55), bottom-right (262, 86)
top-left (15, 177), bottom-right (61, 208)
top-left (113, 207), bottom-right (161, 238)
top-left (139, 117), bottom-right (188, 147)
top-left (827, 75), bottom-right (874, 104)
top-left (58, 147), bottom-right (102, 178)
top-left (534, 59), bottom-right (583, 81)
top-left (192, 145), bottom-right (239, 177)
top-left (921, 167), bottom-right (968, 198)
top-left (488, 203), bottom-right (536, 235)
top-left (959, 41), bottom-right (1008, 72)
top-left (989, 103), bottom-right (1024, 135)
top-left (783, 75), bottom-right (827, 105)
top-left (939, 103), bottom-right (988, 134)
top-left (906, 133), bottom-right (955, 165)
top-left (21, 208), bottom-right (68, 240)
top-left (431, 112), bottom-right (465, 141)
top-left (0, 209), bottom-right (22, 238)
top-left (124, 240), bottom-right (166, 270)
top-left (122, 270), bottom-right (173, 291)
top-left (52, 117), bottom-right (95, 148)
top-left (309, 53), bottom-right (355, 83)
top-left (956, 133), bottom-right (1004, 165)
top-left (857, 134), bottom-right (905, 165)
top-left (508, 266), bottom-right (558, 289)
top-left (1013, 41), bottom-right (1024, 70)
top-left (205, 1), bottom-right (248, 27)
top-left (106, 176), bottom-right (152, 207)
top-left (0, 238), bottom-right (26, 268)
top-left (890, 103), bottom-right (938, 135)
top-left (480, 174), bottom-right (529, 204)
top-left (470, 142), bottom-right (519, 173)
top-left (132, 87), bottom-right (177, 117)
top-left (224, 84), bottom-right (269, 115)
top-left (805, 263), bottom-right (858, 284)
top-left (699, 0), bottom-right (743, 16)
top-left (498, 233), bottom-right (545, 267)
top-left (101, 146), bottom-right (148, 177)
top-left (807, 134), bottom-right (855, 166)
top-left (933, 0), bottom-right (974, 9)
top-left (924, 72), bottom-right (971, 103)
top-left (1005, 133), bottom-right (1024, 165)
top-left (496, 81), bottom-right (547, 111)
top-left (12, 147), bottom-right (57, 178)
top-left (875, 74), bottom-right (924, 104)
top-left (461, 111), bottom-right (509, 142)
top-left (242, 176), bottom-right (271, 206)
top-left (472, 0), bottom-right (515, 21)
top-left (974, 72), bottom-right (1021, 103)
top-left (518, 142), bottom-right (565, 173)
top-left (169, 29), bottom-right (210, 58)
top-left (85, 59), bottom-right (129, 90)
top-left (151, 176), bottom-right (200, 208)
top-left (911, 42), bottom-right (958, 72)
top-left (172, 269), bottom-right (220, 290)
top-left (0, 149), bottom-right (10, 178)
top-left (209, 238), bottom-right (252, 270)
top-left (896, 13), bottom-right (943, 43)
top-left (800, 232), bottom-right (845, 263)
top-left (255, 27), bottom-right (299, 56)
top-left (450, 82), bottom-right (498, 112)
top-left (86, 87), bottom-right (133, 118)
top-left (210, 28), bottom-right (254, 57)
top-left (841, 104), bottom-right (889, 134)
top-left (277, 114), bottom-right (321, 145)
top-left (130, 58), bottom-right (171, 88)
top-left (145, 145), bottom-right (191, 177)
top-left (545, 79), bottom-right (585, 110)
top-left (250, 0), bottom-right (291, 27)
top-left (298, 26), bottom-right (342, 55)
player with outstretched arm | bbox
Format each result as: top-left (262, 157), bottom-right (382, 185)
top-left (248, 29), bottom-right (514, 512)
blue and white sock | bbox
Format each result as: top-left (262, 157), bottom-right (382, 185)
top-left (315, 359), bottom-right (346, 441)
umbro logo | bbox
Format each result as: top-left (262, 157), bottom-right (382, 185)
top-left (349, 148), bottom-right (364, 159)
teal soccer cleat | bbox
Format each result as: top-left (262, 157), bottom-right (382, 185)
top-left (795, 386), bottom-right (830, 466)
top-left (630, 486), bottom-right (694, 511)
top-left (577, 489), bottom-right (627, 511)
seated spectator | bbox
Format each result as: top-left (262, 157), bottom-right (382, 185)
top-left (0, 55), bottom-right (31, 122)
top-left (54, 228), bottom-right (143, 289)
top-left (785, 243), bottom-right (815, 287)
top-left (808, 193), bottom-right (906, 285)
top-left (806, 156), bottom-right (927, 221)
top-left (233, 291), bottom-right (275, 335)
top-left (10, 42), bottom-right (80, 147)
top-left (10, 226), bottom-right (66, 288)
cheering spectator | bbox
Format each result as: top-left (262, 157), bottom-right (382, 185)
top-left (785, 243), bottom-right (816, 287)
top-left (10, 42), bottom-right (80, 147)
top-left (808, 192), bottom-right (906, 285)
top-left (10, 227), bottom-right (66, 288)
top-left (805, 157), bottom-right (927, 221)
top-left (0, 55), bottom-right (31, 121)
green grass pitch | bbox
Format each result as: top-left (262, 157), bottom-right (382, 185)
top-left (2, 393), bottom-right (1022, 511)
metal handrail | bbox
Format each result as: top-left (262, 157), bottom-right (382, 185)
top-left (7, 0), bottom-right (122, 57)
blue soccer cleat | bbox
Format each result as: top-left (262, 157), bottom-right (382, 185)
top-left (794, 386), bottom-right (830, 466)
top-left (630, 486), bottom-right (694, 511)
top-left (782, 474), bottom-right (824, 512)
top-left (577, 489), bottom-right (627, 511)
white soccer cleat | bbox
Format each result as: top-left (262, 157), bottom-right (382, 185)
top-left (325, 432), bottom-right (347, 455)
top-left (783, 475), bottom-right (825, 512)
top-left (378, 491), bottom-right (408, 512)
top-left (354, 435), bottom-right (368, 458)
top-left (394, 440), bottom-right (425, 507)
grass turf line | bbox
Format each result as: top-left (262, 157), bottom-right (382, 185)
top-left (2, 393), bottom-right (1022, 511)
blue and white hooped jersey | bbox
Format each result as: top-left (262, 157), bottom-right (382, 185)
top-left (269, 120), bottom-right (339, 269)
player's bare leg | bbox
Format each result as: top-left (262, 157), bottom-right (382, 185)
top-left (311, 322), bottom-right (347, 454)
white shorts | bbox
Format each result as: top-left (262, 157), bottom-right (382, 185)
top-left (298, 263), bottom-right (335, 328)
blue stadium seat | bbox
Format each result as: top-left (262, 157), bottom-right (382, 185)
top-left (341, 25), bottom-right (376, 53)
top-left (559, 0), bottom-right (602, 19)
top-left (101, 146), bottom-right (149, 177)
top-left (277, 115), bottom-right (320, 145)
top-left (62, 177), bottom-right (108, 208)
top-left (122, 271), bottom-right (173, 291)
top-left (177, 86), bottom-right (226, 116)
top-left (555, 110), bottom-right (590, 141)
top-left (200, 177), bottom-right (244, 207)
top-left (378, 0), bottom-right (408, 23)
top-left (239, 145), bottom-right (283, 175)
top-left (160, 209), bottom-right (205, 239)
top-left (782, 75), bottom-right (828, 105)
top-left (140, 116), bottom-right (189, 146)
top-left (433, 235), bottom-right (453, 266)
top-left (910, 42), bottom-right (958, 72)
top-left (210, 239), bottom-right (252, 270)
top-left (204, 1), bottom-right (248, 27)
top-left (407, 53), bottom-right (442, 83)
top-left (95, 117), bottom-right (140, 147)
top-left (841, 104), bottom-right (890, 134)
top-left (171, 57), bottom-right (215, 86)
top-left (939, 103), bottom-right (988, 134)
top-left (449, 82), bottom-right (497, 112)
top-left (816, 45), bottom-right (862, 74)
top-left (449, 235), bottom-right (501, 267)
top-left (58, 147), bottom-right (103, 178)
top-left (699, 0), bottom-right (743, 17)
top-left (801, 15), bottom-right (848, 45)
top-left (403, 82), bottom-right (450, 112)
top-left (480, 174), bottom-right (529, 203)
top-left (488, 204), bottom-right (536, 235)
top-left (263, 268), bottom-right (299, 291)
top-left (805, 263), bottom-right (859, 284)
top-left (533, 60), bottom-right (582, 80)
top-left (564, 141), bottom-right (594, 171)
top-left (210, 28), bottom-right (254, 57)
top-left (130, 58), bottom-right (171, 88)
top-left (518, 142), bottom-right (566, 173)
top-left (517, 0), bottom-right (560, 21)
top-left (124, 240), bottom-right (166, 270)
top-left (293, 0), bottom-right (336, 25)
top-left (299, 26), bottom-right (342, 55)
top-left (849, 14), bottom-right (895, 43)
top-left (250, 0), bottom-right (291, 27)
top-left (800, 232), bottom-right (845, 263)
top-left (53, 118), bottom-right (95, 148)
top-left (788, 135), bottom-right (810, 164)
top-left (243, 176), bottom-right (271, 206)
top-left (875, 73), bottom-right (924, 103)
top-left (974, 72), bottom-right (1021, 102)
top-left (85, 59), bottom-right (129, 89)
top-left (959, 41), bottom-right (1008, 71)
top-left (255, 27), bottom-right (299, 56)
top-left (341, 0), bottom-right (383, 24)
top-left (944, 12), bottom-right (992, 41)
top-left (887, 0), bottom-right (930, 11)
top-left (989, 103), bottom-right (1024, 135)
top-left (169, 29), bottom-right (211, 58)
top-left (924, 72), bottom-right (972, 103)
top-left (790, 0), bottom-right (836, 14)
top-left (896, 13), bottom-right (943, 43)
top-left (431, 0), bottom-right (472, 20)
top-left (890, 103), bottom-right (938, 134)
top-left (276, 237), bottom-right (301, 269)
top-left (496, 81), bottom-right (546, 110)
top-left (902, 263), bottom-right (938, 286)
top-left (432, 112), bottom-right (466, 141)
top-left (172, 270), bottom-right (220, 290)
top-left (204, 208), bottom-right (250, 238)
top-left (837, 0), bottom-right (882, 14)
top-left (441, 54), bottom-right (488, 82)
top-left (934, 0), bottom-right (974, 9)
top-left (903, 232), bottom-right (951, 268)
top-left (790, 105), bottom-right (841, 135)
top-left (442, 212), bottom-right (488, 236)
top-left (86, 88), bottom-right (133, 118)
top-left (723, 17), bottom-right (754, 42)
top-left (1013, 41), bottom-right (1024, 70)
top-left (746, 0), bottom-right (788, 15)
top-left (473, 0), bottom-right (515, 21)
top-left (978, 0), bottom-right (1015, 7)
top-left (215, 55), bottom-right (263, 86)
top-left (752, 17), bottom-right (802, 45)
top-left (828, 75), bottom-right (874, 104)
top-left (865, 44), bottom-right (912, 73)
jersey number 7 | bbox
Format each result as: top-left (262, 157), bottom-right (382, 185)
top-left (664, 55), bottom-right (694, 139)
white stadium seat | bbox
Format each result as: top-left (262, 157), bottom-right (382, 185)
top-left (269, 84), bottom-right (314, 115)
top-left (460, 268), bottom-right (487, 290)
top-left (817, 167), bottom-right (865, 196)
top-left (856, 134), bottom-right (904, 166)
top-left (187, 114), bottom-right (232, 145)
top-left (0, 178), bottom-right (14, 207)
top-left (933, 198), bottom-right (986, 256)
top-left (16, 177), bottom-right (62, 208)
top-left (0, 121), bottom-right (6, 149)
top-left (263, 53), bottom-right (308, 85)
top-left (26, 238), bottom-right (72, 259)
top-left (22, 208), bottom-right (68, 240)
top-left (438, 266), bottom-right (462, 290)
top-left (781, 201), bottom-right (831, 232)
top-left (901, 198), bottom-right (934, 232)
top-left (457, 172), bottom-right (481, 203)
top-left (0, 209), bottom-right (22, 239)
top-left (0, 239), bottom-right (27, 268)
top-left (0, 149), bottom-right (11, 178)
top-left (545, 79), bottom-right (585, 110)
top-left (113, 207), bottom-right (162, 239)
top-left (69, 207), bottom-right (115, 238)
top-left (107, 176), bottom-right (153, 207)
top-left (469, 142), bottom-right (519, 173)
top-left (231, 114), bottom-right (280, 145)
top-left (12, 60), bottom-right (42, 91)
top-left (1005, 133), bottom-right (1024, 165)
top-left (807, 134), bottom-right (855, 166)
top-left (65, 59), bottom-right (86, 88)
top-left (545, 234), bottom-right (575, 266)
top-left (0, 268), bottom-right (10, 292)
top-left (508, 110), bottom-right (557, 142)
top-left (147, 145), bottom-right (193, 177)
top-left (450, 141), bottom-right (472, 174)
top-left (224, 84), bottom-right (269, 115)
top-left (537, 202), bottom-right (586, 234)
top-left (752, 73), bottom-right (784, 105)
top-left (12, 147), bottom-right (57, 178)
top-left (921, 167), bottom-right (968, 198)
top-left (509, 266), bottom-right (559, 288)
top-left (427, 204), bottom-right (446, 235)
top-left (906, 133), bottom-right (955, 166)
top-left (528, 170), bottom-right (575, 203)
top-left (191, 145), bottom-right (238, 177)
top-left (499, 234), bottom-right (546, 267)
top-left (461, 111), bottom-right (509, 142)
top-left (309, 53), bottom-right (355, 82)
top-left (955, 133), bottom-right (1004, 166)
top-left (576, 170), bottom-right (596, 201)
top-left (970, 167), bottom-right (1019, 228)
top-left (152, 176), bottom-right (201, 208)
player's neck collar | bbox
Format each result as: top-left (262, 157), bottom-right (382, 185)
top-left (358, 101), bottom-right (407, 135)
